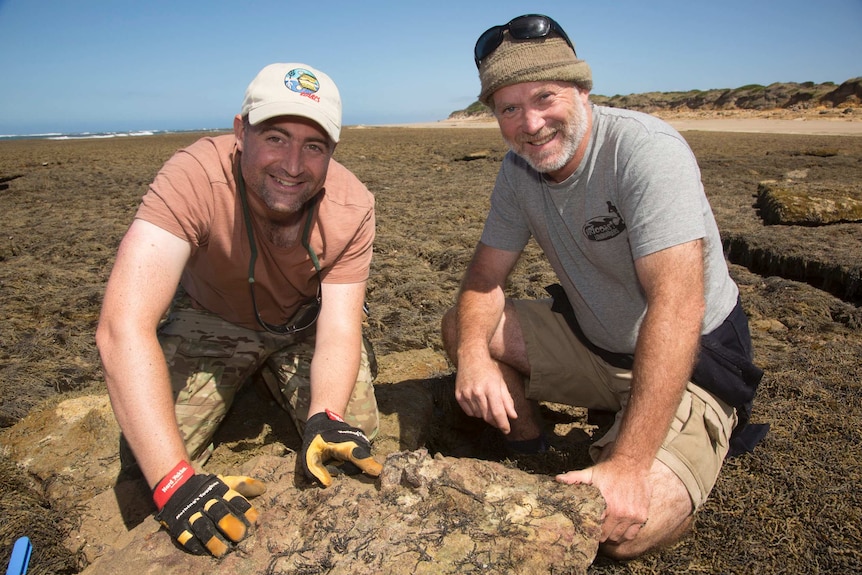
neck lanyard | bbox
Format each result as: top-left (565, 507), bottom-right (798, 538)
top-left (236, 169), bottom-right (321, 284)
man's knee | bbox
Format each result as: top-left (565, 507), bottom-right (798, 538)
top-left (599, 514), bottom-right (692, 561)
top-left (592, 451), bottom-right (695, 560)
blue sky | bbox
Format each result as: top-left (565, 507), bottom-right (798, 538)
top-left (1, 0), bottom-right (860, 135)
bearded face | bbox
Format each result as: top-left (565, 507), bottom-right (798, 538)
top-left (493, 81), bottom-right (591, 182)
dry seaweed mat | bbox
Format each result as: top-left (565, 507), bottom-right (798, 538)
top-left (1, 129), bottom-right (861, 574)
top-left (0, 452), bottom-right (82, 574)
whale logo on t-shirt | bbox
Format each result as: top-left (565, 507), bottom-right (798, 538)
top-left (583, 201), bottom-right (626, 241)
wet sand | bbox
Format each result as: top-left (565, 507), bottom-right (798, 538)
top-left (666, 117), bottom-right (862, 136)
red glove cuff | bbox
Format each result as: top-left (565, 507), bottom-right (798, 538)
top-left (153, 460), bottom-right (194, 510)
top-left (325, 409), bottom-right (344, 423)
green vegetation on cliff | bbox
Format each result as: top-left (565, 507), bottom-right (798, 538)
top-left (450, 77), bottom-right (862, 119)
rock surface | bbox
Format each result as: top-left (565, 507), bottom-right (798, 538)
top-left (72, 450), bottom-right (602, 575)
top-left (756, 179), bottom-right (862, 225)
top-left (2, 349), bottom-right (604, 574)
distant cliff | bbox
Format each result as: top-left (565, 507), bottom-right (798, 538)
top-left (449, 77), bottom-right (862, 119)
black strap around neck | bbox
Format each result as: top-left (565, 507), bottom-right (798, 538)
top-left (236, 169), bottom-right (321, 288)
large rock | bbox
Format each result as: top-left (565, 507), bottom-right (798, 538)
top-left (1, 349), bottom-right (605, 574)
top-left (0, 350), bottom-right (448, 507)
top-left (74, 450), bottom-right (602, 575)
top-left (757, 179), bottom-right (862, 225)
top-left (1, 394), bottom-right (120, 505)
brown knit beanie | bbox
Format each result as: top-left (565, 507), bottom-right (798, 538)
top-left (478, 33), bottom-right (592, 106)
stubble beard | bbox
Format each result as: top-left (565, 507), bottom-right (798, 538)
top-left (260, 187), bottom-right (314, 217)
top-left (506, 98), bottom-right (589, 175)
top-left (253, 175), bottom-right (318, 221)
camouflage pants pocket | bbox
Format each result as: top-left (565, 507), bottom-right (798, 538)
top-left (261, 335), bottom-right (380, 440)
top-left (159, 313), bottom-right (266, 464)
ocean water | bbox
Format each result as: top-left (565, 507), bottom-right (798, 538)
top-left (0, 128), bottom-right (228, 141)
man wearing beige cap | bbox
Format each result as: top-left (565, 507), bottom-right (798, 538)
top-left (97, 63), bottom-right (382, 557)
top-left (442, 14), bottom-right (765, 559)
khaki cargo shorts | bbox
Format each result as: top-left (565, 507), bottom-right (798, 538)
top-left (157, 297), bottom-right (379, 466)
top-left (513, 298), bottom-right (737, 510)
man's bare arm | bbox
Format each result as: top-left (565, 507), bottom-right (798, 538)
top-left (453, 242), bottom-right (522, 431)
top-left (308, 280), bottom-right (368, 417)
top-left (96, 219), bottom-right (191, 488)
top-left (558, 239), bottom-right (705, 543)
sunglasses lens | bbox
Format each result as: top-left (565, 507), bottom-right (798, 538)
top-left (290, 301), bottom-right (320, 331)
top-left (474, 15), bottom-right (571, 67)
top-left (509, 15), bottom-right (550, 39)
top-left (474, 26), bottom-right (504, 65)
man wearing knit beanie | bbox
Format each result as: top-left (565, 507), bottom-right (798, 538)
top-left (442, 14), bottom-right (765, 562)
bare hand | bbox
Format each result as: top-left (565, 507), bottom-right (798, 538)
top-left (454, 358), bottom-right (518, 434)
top-left (557, 458), bottom-right (651, 543)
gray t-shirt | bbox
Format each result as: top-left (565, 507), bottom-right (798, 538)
top-left (480, 105), bottom-right (738, 353)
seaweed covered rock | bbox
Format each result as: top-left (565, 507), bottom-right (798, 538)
top-left (1, 349), bottom-right (604, 574)
top-left (757, 179), bottom-right (862, 225)
top-left (76, 450), bottom-right (602, 575)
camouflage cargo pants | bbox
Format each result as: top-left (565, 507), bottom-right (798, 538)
top-left (155, 296), bottom-right (379, 466)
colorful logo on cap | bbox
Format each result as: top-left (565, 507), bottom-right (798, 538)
top-left (284, 68), bottom-right (320, 95)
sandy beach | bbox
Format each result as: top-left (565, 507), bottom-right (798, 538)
top-left (382, 112), bottom-right (862, 136)
top-left (667, 116), bottom-right (862, 135)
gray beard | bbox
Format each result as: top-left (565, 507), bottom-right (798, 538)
top-left (507, 99), bottom-right (589, 175)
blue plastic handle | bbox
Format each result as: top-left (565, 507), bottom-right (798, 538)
top-left (5, 537), bottom-right (31, 575)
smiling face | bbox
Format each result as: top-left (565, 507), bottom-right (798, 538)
top-left (234, 114), bottom-right (334, 222)
top-left (491, 81), bottom-right (592, 183)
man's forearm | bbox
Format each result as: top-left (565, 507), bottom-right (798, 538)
top-left (309, 281), bottom-right (370, 417)
top-left (611, 304), bottom-right (701, 470)
top-left (455, 290), bottom-right (504, 361)
top-left (308, 318), bottom-right (363, 417)
top-left (102, 335), bottom-right (189, 488)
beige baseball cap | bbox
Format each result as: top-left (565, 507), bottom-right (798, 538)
top-left (240, 63), bottom-right (342, 142)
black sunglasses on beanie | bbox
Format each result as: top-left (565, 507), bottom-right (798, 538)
top-left (474, 14), bottom-right (576, 68)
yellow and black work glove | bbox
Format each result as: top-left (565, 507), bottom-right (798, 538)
top-left (153, 460), bottom-right (265, 558)
top-left (301, 409), bottom-right (383, 487)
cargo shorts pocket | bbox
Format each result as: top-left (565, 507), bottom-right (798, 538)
top-left (176, 338), bottom-right (238, 359)
top-left (662, 387), bottom-right (734, 509)
top-left (159, 334), bottom-right (239, 398)
top-left (702, 401), bottom-right (729, 452)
